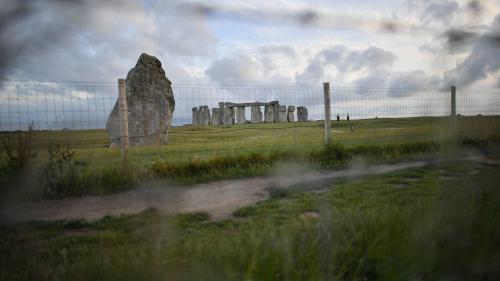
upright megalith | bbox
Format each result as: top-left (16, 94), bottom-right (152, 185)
top-left (264, 105), bottom-right (274, 123)
top-left (212, 108), bottom-right (221, 125)
top-left (235, 106), bottom-right (246, 124)
top-left (222, 104), bottom-right (234, 126)
top-left (271, 101), bottom-right (280, 123)
top-left (192, 107), bottom-right (199, 125)
top-left (297, 106), bottom-right (308, 122)
top-left (199, 106), bottom-right (210, 125)
top-left (107, 53), bottom-right (175, 146)
top-left (251, 105), bottom-right (262, 123)
top-left (278, 105), bottom-right (287, 122)
top-left (287, 106), bottom-right (295, 122)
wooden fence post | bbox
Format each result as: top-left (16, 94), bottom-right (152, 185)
top-left (118, 79), bottom-right (129, 166)
top-left (323, 82), bottom-right (332, 145)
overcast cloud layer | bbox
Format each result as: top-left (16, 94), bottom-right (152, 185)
top-left (0, 0), bottom-right (499, 90)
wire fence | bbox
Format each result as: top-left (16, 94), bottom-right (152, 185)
top-left (0, 80), bottom-right (499, 156)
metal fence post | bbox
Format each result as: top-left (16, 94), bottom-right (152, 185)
top-left (451, 86), bottom-right (457, 138)
top-left (118, 79), bottom-right (129, 165)
top-left (323, 82), bottom-right (332, 145)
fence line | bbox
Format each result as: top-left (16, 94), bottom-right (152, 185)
top-left (2, 80), bottom-right (499, 132)
top-left (1, 79), bottom-right (499, 152)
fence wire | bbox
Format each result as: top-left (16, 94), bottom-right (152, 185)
top-left (0, 80), bottom-right (499, 154)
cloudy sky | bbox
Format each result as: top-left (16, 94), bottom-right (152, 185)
top-left (1, 0), bottom-right (500, 89)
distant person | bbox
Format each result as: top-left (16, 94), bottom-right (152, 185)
top-left (336, 113), bottom-right (340, 121)
top-left (347, 113), bottom-right (350, 121)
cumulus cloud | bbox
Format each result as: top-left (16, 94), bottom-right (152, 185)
top-left (354, 70), bottom-right (441, 95)
top-left (206, 55), bottom-right (261, 84)
top-left (295, 45), bottom-right (448, 92)
top-left (206, 44), bottom-right (447, 93)
top-left (466, 0), bottom-right (485, 16)
top-left (206, 53), bottom-right (292, 85)
top-left (354, 69), bottom-right (391, 88)
top-left (420, 0), bottom-right (459, 26)
top-left (0, 0), bottom-right (216, 82)
top-left (180, 1), bottom-right (426, 35)
top-left (446, 15), bottom-right (500, 87)
top-left (296, 46), bottom-right (397, 85)
top-left (1, 0), bottom-right (498, 92)
top-left (388, 71), bottom-right (440, 94)
top-left (258, 45), bottom-right (297, 58)
top-left (416, 0), bottom-right (499, 56)
top-left (442, 28), bottom-right (481, 53)
top-left (420, 26), bottom-right (483, 55)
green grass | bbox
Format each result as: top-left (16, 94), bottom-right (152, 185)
top-left (1, 159), bottom-right (499, 280)
top-left (5, 116), bottom-right (500, 164)
top-left (1, 116), bottom-right (500, 199)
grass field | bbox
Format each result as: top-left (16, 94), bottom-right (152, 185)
top-left (1, 158), bottom-right (499, 280)
top-left (10, 116), bottom-right (500, 160)
top-left (1, 116), bottom-right (500, 199)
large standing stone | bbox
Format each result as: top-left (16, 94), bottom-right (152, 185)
top-left (107, 53), bottom-right (175, 146)
top-left (271, 101), bottom-right (280, 123)
top-left (211, 108), bottom-right (221, 125)
top-left (278, 105), bottom-right (287, 122)
top-left (297, 106), bottom-right (308, 122)
top-left (264, 105), bottom-right (274, 123)
top-left (222, 105), bottom-right (234, 126)
top-left (287, 106), bottom-right (295, 122)
top-left (192, 107), bottom-right (199, 125)
top-left (199, 105), bottom-right (210, 125)
top-left (235, 106), bottom-right (246, 124)
top-left (251, 105), bottom-right (262, 123)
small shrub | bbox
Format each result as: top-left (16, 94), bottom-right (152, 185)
top-left (0, 124), bottom-right (36, 171)
top-left (43, 144), bottom-right (79, 198)
top-left (0, 125), bottom-right (38, 197)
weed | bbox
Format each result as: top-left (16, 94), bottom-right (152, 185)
top-left (0, 123), bottom-right (36, 171)
top-left (43, 144), bottom-right (79, 198)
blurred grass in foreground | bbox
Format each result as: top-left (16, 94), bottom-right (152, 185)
top-left (0, 159), bottom-right (498, 280)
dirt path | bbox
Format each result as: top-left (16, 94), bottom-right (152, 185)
top-left (1, 154), bottom-right (496, 224)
